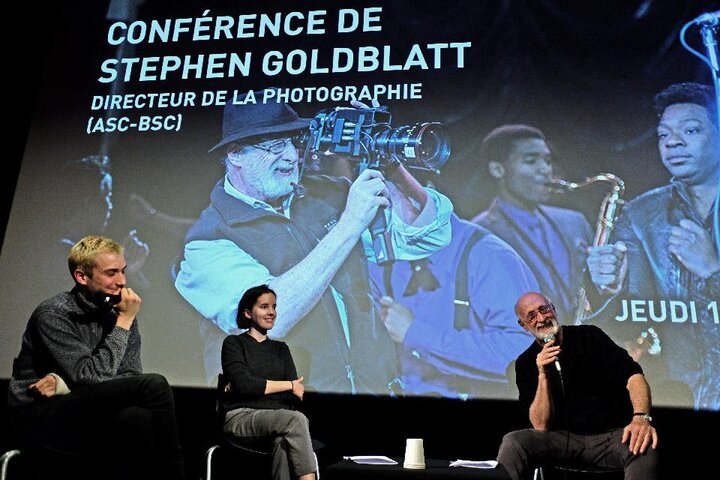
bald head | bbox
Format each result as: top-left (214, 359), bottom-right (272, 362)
top-left (515, 292), bottom-right (550, 319)
top-left (515, 292), bottom-right (560, 342)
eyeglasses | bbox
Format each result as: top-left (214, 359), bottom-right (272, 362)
top-left (249, 137), bottom-right (295, 155)
top-left (525, 304), bottom-right (554, 323)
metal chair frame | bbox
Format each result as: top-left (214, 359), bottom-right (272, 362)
top-left (205, 373), bottom-right (273, 480)
top-left (0, 450), bottom-right (21, 480)
top-left (205, 374), bottom-right (321, 480)
top-left (205, 437), bottom-right (273, 480)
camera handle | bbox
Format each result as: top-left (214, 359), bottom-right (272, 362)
top-left (358, 159), bottom-right (395, 265)
top-left (369, 208), bottom-right (394, 265)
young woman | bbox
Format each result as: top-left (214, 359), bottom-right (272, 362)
top-left (220, 284), bottom-right (316, 480)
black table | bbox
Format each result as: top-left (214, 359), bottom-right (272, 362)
top-left (323, 457), bottom-right (511, 480)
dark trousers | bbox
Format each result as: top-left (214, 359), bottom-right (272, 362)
top-left (497, 428), bottom-right (658, 480)
top-left (11, 373), bottom-right (185, 480)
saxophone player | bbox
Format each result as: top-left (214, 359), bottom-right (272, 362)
top-left (471, 124), bottom-right (596, 324)
top-left (587, 82), bottom-right (720, 411)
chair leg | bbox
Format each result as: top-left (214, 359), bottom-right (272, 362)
top-left (0, 450), bottom-right (22, 480)
top-left (206, 445), bottom-right (220, 480)
top-left (533, 466), bottom-right (545, 480)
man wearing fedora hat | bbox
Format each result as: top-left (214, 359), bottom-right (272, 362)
top-left (175, 88), bottom-right (453, 394)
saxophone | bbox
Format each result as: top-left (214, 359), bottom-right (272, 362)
top-left (548, 173), bottom-right (625, 324)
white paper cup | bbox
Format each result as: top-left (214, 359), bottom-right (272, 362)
top-left (403, 438), bottom-right (425, 469)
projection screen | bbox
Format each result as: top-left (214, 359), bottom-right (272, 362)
top-left (1, 0), bottom-right (719, 411)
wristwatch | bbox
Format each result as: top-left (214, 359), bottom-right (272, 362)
top-left (633, 412), bottom-right (653, 422)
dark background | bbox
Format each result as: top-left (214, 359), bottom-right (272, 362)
top-left (1, 377), bottom-right (718, 479)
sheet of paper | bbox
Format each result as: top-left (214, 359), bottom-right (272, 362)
top-left (449, 459), bottom-right (499, 469)
top-left (343, 456), bottom-right (399, 465)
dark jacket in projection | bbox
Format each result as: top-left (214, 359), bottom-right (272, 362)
top-left (603, 180), bottom-right (720, 410)
top-left (184, 175), bottom-right (399, 394)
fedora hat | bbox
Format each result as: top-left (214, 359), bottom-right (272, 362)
top-left (209, 88), bottom-right (311, 153)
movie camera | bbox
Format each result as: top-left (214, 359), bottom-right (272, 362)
top-left (299, 105), bottom-right (451, 265)
top-left (301, 106), bottom-right (450, 173)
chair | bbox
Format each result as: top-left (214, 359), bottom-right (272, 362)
top-left (205, 374), bottom-right (273, 480)
top-left (1, 444), bottom-right (96, 480)
top-left (3, 416), bottom-right (97, 480)
top-left (0, 450), bottom-right (21, 480)
top-left (206, 374), bottom-right (323, 480)
top-left (205, 437), bottom-right (274, 480)
top-left (534, 464), bottom-right (624, 479)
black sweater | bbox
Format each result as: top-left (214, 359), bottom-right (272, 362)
top-left (515, 325), bottom-right (643, 434)
top-left (221, 332), bottom-right (298, 412)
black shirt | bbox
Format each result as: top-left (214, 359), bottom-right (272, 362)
top-left (515, 325), bottom-right (643, 434)
top-left (221, 332), bottom-right (298, 412)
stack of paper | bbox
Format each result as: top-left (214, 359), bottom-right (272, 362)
top-left (449, 459), bottom-right (499, 469)
top-left (342, 456), bottom-right (398, 465)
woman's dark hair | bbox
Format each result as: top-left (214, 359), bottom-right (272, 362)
top-left (236, 284), bottom-right (276, 329)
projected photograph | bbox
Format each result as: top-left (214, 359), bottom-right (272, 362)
top-left (2, 0), bottom-right (718, 412)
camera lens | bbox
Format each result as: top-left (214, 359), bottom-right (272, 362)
top-left (414, 124), bottom-right (450, 171)
top-left (377, 123), bottom-right (450, 171)
top-left (304, 108), bottom-right (451, 173)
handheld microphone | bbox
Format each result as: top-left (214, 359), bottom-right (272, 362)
top-left (693, 11), bottom-right (720, 27)
top-left (103, 293), bottom-right (122, 306)
top-left (543, 333), bottom-right (562, 372)
top-left (290, 182), bottom-right (307, 198)
top-left (93, 291), bottom-right (122, 306)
